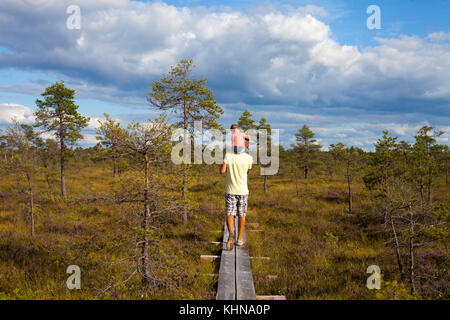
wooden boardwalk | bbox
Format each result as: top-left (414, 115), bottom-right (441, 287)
top-left (216, 216), bottom-right (256, 300)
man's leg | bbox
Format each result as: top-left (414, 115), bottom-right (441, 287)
top-left (226, 215), bottom-right (235, 251)
top-left (237, 195), bottom-right (248, 243)
top-left (237, 216), bottom-right (245, 242)
top-left (225, 194), bottom-right (236, 251)
top-left (226, 215), bottom-right (234, 234)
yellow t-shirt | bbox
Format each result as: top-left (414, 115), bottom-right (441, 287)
top-left (224, 152), bottom-right (253, 195)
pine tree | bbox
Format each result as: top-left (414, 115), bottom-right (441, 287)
top-left (411, 126), bottom-right (444, 209)
top-left (329, 142), bottom-right (346, 177)
top-left (365, 131), bottom-right (405, 278)
top-left (95, 113), bottom-right (123, 178)
top-left (294, 124), bottom-right (321, 179)
top-left (97, 115), bottom-right (173, 287)
top-left (34, 81), bottom-right (89, 197)
top-left (148, 59), bottom-right (223, 224)
top-left (257, 117), bottom-right (272, 192)
top-left (237, 109), bottom-right (256, 131)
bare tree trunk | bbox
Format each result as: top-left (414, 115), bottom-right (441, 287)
top-left (60, 149), bottom-right (66, 197)
top-left (346, 162), bottom-right (352, 213)
top-left (304, 164), bottom-right (308, 179)
top-left (390, 216), bottom-right (404, 278)
top-left (427, 169), bottom-right (432, 206)
top-left (113, 156), bottom-right (117, 178)
top-left (26, 173), bottom-right (35, 237)
top-left (264, 174), bottom-right (267, 193)
top-left (383, 207), bottom-right (388, 227)
top-left (46, 173), bottom-right (51, 189)
top-left (383, 168), bottom-right (388, 225)
top-left (347, 176), bottom-right (352, 213)
top-left (30, 191), bottom-right (35, 237)
top-left (409, 208), bottom-right (416, 294)
top-left (294, 169), bottom-right (299, 197)
top-left (182, 97), bottom-right (188, 224)
top-left (409, 235), bottom-right (415, 294)
top-left (141, 153), bottom-right (151, 286)
top-left (426, 145), bottom-right (432, 206)
top-left (59, 119), bottom-right (67, 197)
top-left (419, 174), bottom-right (425, 214)
top-left (182, 168), bottom-right (187, 224)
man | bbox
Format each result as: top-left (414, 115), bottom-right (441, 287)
top-left (220, 125), bottom-right (253, 251)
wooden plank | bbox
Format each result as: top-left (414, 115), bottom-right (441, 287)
top-left (234, 215), bottom-right (239, 242)
top-left (216, 218), bottom-right (236, 300)
top-left (236, 223), bottom-right (256, 300)
top-left (255, 295), bottom-right (286, 300)
top-left (200, 255), bottom-right (220, 261)
top-left (204, 241), bottom-right (222, 245)
top-left (216, 215), bottom-right (257, 300)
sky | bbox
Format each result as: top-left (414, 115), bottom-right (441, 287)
top-left (0, 0), bottom-right (449, 150)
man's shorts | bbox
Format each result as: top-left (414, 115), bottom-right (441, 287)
top-left (225, 193), bottom-right (248, 217)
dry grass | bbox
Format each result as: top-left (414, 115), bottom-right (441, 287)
top-left (0, 160), bottom-right (447, 299)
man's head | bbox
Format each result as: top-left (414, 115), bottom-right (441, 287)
top-left (230, 124), bottom-right (239, 132)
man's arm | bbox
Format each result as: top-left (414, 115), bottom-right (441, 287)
top-left (220, 163), bottom-right (227, 175)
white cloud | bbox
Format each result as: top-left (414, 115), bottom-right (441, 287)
top-left (428, 32), bottom-right (450, 42)
top-left (0, 103), bottom-right (34, 124)
top-left (296, 5), bottom-right (329, 18)
top-left (263, 13), bottom-right (330, 42)
top-left (0, 0), bottom-right (449, 150)
top-left (82, 133), bottom-right (99, 145)
top-left (0, 0), bottom-right (449, 107)
top-left (87, 117), bottom-right (102, 130)
top-left (388, 124), bottom-right (410, 136)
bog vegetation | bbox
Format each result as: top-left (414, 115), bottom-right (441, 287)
top-left (0, 60), bottom-right (448, 300)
